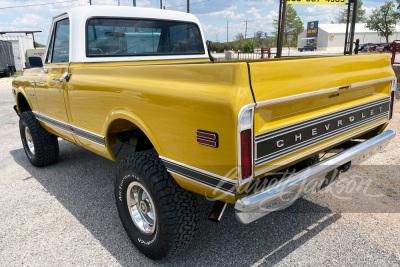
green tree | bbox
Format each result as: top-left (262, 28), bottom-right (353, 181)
top-left (336, 0), bottom-right (366, 23)
top-left (273, 5), bottom-right (304, 46)
top-left (366, 1), bottom-right (400, 43)
top-left (397, 0), bottom-right (400, 10)
top-left (33, 42), bottom-right (44, 48)
top-left (234, 33), bottom-right (245, 51)
top-left (242, 39), bottom-right (254, 53)
top-left (235, 33), bottom-right (244, 41)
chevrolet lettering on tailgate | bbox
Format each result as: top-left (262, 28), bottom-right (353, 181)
top-left (256, 98), bottom-right (390, 166)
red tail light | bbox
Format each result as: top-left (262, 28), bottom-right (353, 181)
top-left (389, 90), bottom-right (395, 120)
top-left (240, 129), bottom-right (252, 179)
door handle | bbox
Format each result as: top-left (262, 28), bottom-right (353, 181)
top-left (53, 72), bottom-right (70, 82)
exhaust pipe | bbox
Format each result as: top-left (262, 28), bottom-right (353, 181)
top-left (208, 201), bottom-right (227, 222)
top-left (340, 161), bottom-right (351, 172)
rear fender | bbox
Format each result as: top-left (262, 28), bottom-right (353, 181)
top-left (103, 109), bottom-right (161, 160)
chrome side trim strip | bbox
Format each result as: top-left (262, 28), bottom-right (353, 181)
top-left (255, 77), bottom-right (395, 108)
top-left (160, 156), bottom-right (236, 195)
top-left (34, 112), bottom-right (71, 133)
top-left (33, 111), bottom-right (106, 147)
top-left (167, 170), bottom-right (235, 196)
top-left (70, 124), bottom-right (105, 146)
top-left (159, 156), bottom-right (236, 184)
top-left (254, 119), bottom-right (387, 176)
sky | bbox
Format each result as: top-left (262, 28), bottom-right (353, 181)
top-left (0, 0), bottom-right (396, 45)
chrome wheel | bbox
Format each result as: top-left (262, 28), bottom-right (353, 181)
top-left (24, 126), bottom-right (35, 155)
top-left (126, 181), bottom-right (156, 235)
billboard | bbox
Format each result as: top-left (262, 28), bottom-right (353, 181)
top-left (259, 32), bottom-right (267, 39)
top-left (306, 21), bottom-right (319, 38)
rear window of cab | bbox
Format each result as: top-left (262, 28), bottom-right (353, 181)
top-left (86, 18), bottom-right (205, 57)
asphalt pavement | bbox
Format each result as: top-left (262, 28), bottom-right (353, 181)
top-left (1, 77), bottom-right (399, 266)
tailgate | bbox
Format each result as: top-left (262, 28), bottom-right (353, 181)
top-left (248, 54), bottom-right (395, 176)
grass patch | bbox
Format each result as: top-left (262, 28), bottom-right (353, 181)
top-left (12, 71), bottom-right (22, 77)
top-left (386, 191), bottom-right (398, 198)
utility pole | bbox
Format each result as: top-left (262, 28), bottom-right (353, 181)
top-left (160, 0), bottom-right (162, 9)
top-left (216, 34), bottom-right (218, 42)
top-left (244, 20), bottom-right (250, 39)
top-left (227, 20), bottom-right (229, 43)
top-left (187, 0), bottom-right (190, 13)
top-left (276, 0), bottom-right (287, 58)
top-left (344, 0), bottom-right (357, 55)
top-left (349, 0), bottom-right (357, 55)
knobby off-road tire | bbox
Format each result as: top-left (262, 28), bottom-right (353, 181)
top-left (19, 111), bottom-right (59, 167)
top-left (115, 151), bottom-right (199, 260)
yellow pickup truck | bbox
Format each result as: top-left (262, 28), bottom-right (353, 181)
top-left (12, 6), bottom-right (397, 260)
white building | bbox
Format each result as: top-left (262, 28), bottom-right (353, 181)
top-left (0, 35), bottom-right (34, 71)
top-left (298, 24), bottom-right (400, 51)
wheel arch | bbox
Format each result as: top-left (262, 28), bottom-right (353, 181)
top-left (104, 110), bottom-right (162, 161)
top-left (16, 91), bottom-right (32, 114)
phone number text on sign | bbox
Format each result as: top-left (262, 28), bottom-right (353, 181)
top-left (287, 0), bottom-right (346, 5)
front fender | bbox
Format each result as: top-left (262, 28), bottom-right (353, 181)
top-left (15, 90), bottom-right (33, 113)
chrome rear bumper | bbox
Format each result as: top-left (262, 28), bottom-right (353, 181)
top-left (235, 130), bottom-right (396, 224)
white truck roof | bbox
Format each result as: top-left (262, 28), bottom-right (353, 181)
top-left (49, 6), bottom-right (208, 63)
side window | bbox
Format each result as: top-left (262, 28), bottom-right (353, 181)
top-left (45, 27), bottom-right (55, 64)
top-left (169, 24), bottom-right (202, 53)
top-left (51, 19), bottom-right (70, 63)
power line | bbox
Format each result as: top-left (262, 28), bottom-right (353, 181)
top-left (167, 0), bottom-right (209, 9)
top-left (0, 0), bottom-right (80, 10)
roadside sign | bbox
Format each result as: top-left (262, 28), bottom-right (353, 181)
top-left (306, 21), bottom-right (318, 38)
top-left (287, 35), bottom-right (294, 41)
top-left (287, 0), bottom-right (346, 5)
top-left (259, 32), bottom-right (267, 39)
top-left (330, 33), bottom-right (335, 40)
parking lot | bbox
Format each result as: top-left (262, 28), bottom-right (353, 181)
top-left (1, 76), bottom-right (399, 266)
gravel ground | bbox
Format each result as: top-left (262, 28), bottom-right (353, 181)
top-left (1, 76), bottom-right (399, 266)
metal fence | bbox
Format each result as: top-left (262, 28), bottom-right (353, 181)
top-left (237, 52), bottom-right (277, 60)
top-left (369, 42), bottom-right (393, 53)
top-left (367, 41), bottom-right (400, 65)
top-left (392, 40), bottom-right (400, 65)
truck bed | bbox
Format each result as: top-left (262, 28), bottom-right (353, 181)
top-left (218, 54), bottom-right (394, 178)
